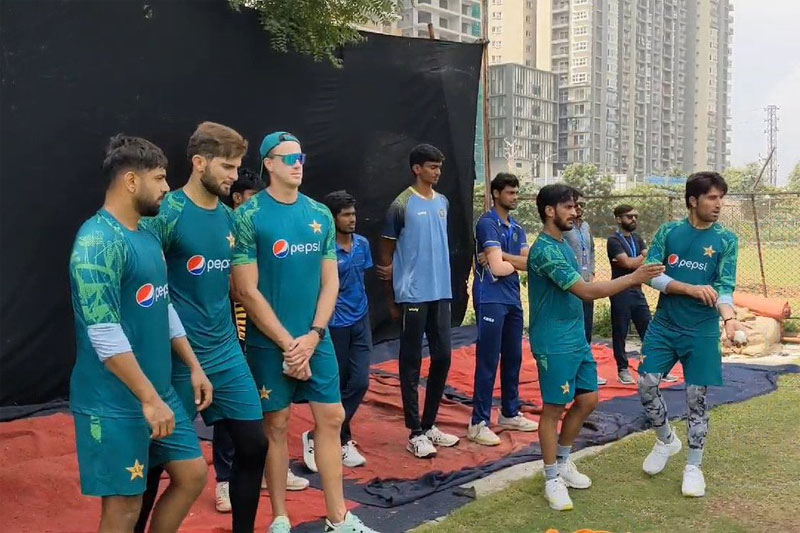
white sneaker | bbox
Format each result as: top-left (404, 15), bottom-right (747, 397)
top-left (662, 373), bottom-right (679, 383)
top-left (342, 440), bottom-right (367, 467)
top-left (498, 413), bottom-right (538, 432)
top-left (424, 425), bottom-right (460, 447)
top-left (467, 421), bottom-right (501, 446)
top-left (544, 477), bottom-right (574, 511)
top-left (643, 430), bottom-right (683, 475)
top-left (215, 481), bottom-right (231, 513)
top-left (324, 511), bottom-right (379, 532)
top-left (268, 515), bottom-right (292, 533)
top-left (682, 465), bottom-right (706, 497)
top-left (407, 434), bottom-right (437, 458)
top-left (302, 430), bottom-right (318, 473)
top-left (287, 470), bottom-right (310, 491)
top-left (558, 459), bottom-right (592, 489)
top-left (597, 376), bottom-right (608, 386)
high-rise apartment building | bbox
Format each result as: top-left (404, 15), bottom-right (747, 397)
top-left (534, 0), bottom-right (732, 177)
top-left (486, 0), bottom-right (538, 66)
top-left (488, 63), bottom-right (558, 182)
top-left (398, 0), bottom-right (483, 42)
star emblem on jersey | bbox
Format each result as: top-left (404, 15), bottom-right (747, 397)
top-left (259, 386), bottom-right (272, 400)
top-left (561, 381), bottom-right (570, 395)
top-left (226, 232), bottom-right (236, 248)
top-left (126, 459), bottom-right (145, 481)
top-left (703, 245), bottom-right (716, 258)
top-left (309, 220), bottom-right (322, 234)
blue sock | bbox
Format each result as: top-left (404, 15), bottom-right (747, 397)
top-left (556, 444), bottom-right (572, 464)
top-left (544, 462), bottom-right (559, 481)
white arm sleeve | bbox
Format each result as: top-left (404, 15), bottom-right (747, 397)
top-left (650, 273), bottom-right (674, 294)
top-left (88, 323), bottom-right (133, 362)
top-left (168, 303), bottom-right (187, 340)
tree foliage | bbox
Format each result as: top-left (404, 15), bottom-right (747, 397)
top-left (787, 162), bottom-right (800, 191)
top-left (229, 0), bottom-right (402, 66)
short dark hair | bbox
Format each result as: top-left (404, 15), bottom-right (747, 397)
top-left (685, 171), bottom-right (728, 208)
top-left (101, 134), bottom-right (168, 181)
top-left (231, 168), bottom-right (265, 197)
top-left (323, 190), bottom-right (356, 217)
top-left (536, 183), bottom-right (577, 222)
top-left (491, 172), bottom-right (520, 196)
top-left (409, 143), bottom-right (444, 170)
top-left (187, 121), bottom-right (248, 161)
top-left (613, 204), bottom-right (635, 217)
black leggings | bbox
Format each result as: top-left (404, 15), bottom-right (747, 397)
top-left (135, 418), bottom-right (267, 533)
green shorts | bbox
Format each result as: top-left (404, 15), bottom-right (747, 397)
top-left (534, 345), bottom-right (598, 405)
top-left (246, 339), bottom-right (341, 412)
top-left (173, 359), bottom-right (262, 425)
top-left (641, 321), bottom-right (722, 386)
top-left (73, 387), bottom-right (202, 497)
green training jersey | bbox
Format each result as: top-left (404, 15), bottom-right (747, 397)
top-left (70, 209), bottom-right (172, 417)
top-left (141, 190), bottom-right (240, 378)
top-left (527, 232), bottom-right (585, 355)
top-left (645, 218), bottom-right (738, 336)
top-left (233, 190), bottom-right (336, 349)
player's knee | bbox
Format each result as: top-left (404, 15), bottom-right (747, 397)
top-left (265, 410), bottom-right (291, 440)
top-left (574, 391), bottom-right (598, 411)
top-left (638, 372), bottom-right (661, 391)
top-left (175, 459), bottom-right (208, 496)
top-left (315, 404), bottom-right (345, 433)
top-left (236, 429), bottom-right (268, 467)
top-left (103, 495), bottom-right (143, 527)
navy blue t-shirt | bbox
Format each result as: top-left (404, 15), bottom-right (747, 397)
top-left (473, 209), bottom-right (528, 308)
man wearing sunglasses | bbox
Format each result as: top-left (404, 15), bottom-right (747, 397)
top-left (232, 131), bottom-right (378, 532)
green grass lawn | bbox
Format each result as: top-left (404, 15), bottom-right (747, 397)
top-left (421, 374), bottom-right (800, 533)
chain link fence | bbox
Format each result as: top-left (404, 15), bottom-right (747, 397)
top-left (470, 190), bottom-right (800, 328)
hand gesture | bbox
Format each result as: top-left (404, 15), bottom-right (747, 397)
top-left (631, 263), bottom-right (665, 284)
top-left (142, 397), bottom-right (175, 440)
top-left (191, 367), bottom-right (213, 411)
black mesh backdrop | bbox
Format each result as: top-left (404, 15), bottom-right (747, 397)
top-left (0, 0), bottom-right (481, 410)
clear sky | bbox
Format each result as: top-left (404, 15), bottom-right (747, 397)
top-left (730, 0), bottom-right (800, 184)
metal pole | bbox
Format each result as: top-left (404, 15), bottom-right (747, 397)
top-left (750, 147), bottom-right (775, 297)
top-left (481, 0), bottom-right (491, 212)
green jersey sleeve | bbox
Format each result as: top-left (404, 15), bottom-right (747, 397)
top-left (233, 199), bottom-right (258, 266)
top-left (321, 207), bottom-right (336, 261)
top-left (645, 222), bottom-right (670, 266)
top-left (712, 231), bottom-right (738, 298)
top-left (139, 192), bottom-right (184, 251)
top-left (532, 242), bottom-right (582, 291)
top-left (70, 226), bottom-right (128, 326)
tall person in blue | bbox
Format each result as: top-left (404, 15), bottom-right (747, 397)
top-left (232, 132), bottom-right (378, 533)
top-left (317, 190), bottom-right (374, 469)
top-left (377, 144), bottom-right (460, 459)
top-left (69, 135), bottom-right (212, 533)
top-left (468, 173), bottom-right (538, 447)
top-left (528, 184), bottom-right (664, 511)
top-left (137, 123), bottom-right (267, 533)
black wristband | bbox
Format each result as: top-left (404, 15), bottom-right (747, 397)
top-left (723, 317), bottom-right (734, 325)
top-left (310, 326), bottom-right (326, 340)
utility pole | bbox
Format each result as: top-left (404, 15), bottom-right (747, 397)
top-left (765, 105), bottom-right (779, 186)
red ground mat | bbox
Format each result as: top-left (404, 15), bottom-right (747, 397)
top-left (0, 413), bottom-right (357, 533)
top-left (0, 344), bottom-right (683, 532)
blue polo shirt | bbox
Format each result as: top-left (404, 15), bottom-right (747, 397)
top-left (330, 233), bottom-right (373, 328)
top-left (473, 209), bottom-right (528, 308)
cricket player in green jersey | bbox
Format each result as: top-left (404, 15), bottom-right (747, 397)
top-left (638, 171), bottom-right (745, 498)
top-left (527, 184), bottom-right (664, 511)
top-left (69, 135), bottom-right (212, 533)
top-left (231, 132), bottom-right (378, 533)
top-left (138, 123), bottom-right (266, 533)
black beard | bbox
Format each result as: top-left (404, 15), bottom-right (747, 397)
top-left (337, 228), bottom-right (355, 235)
top-left (621, 222), bottom-right (637, 232)
top-left (137, 197), bottom-right (161, 217)
top-left (200, 169), bottom-right (227, 198)
top-left (554, 217), bottom-right (573, 232)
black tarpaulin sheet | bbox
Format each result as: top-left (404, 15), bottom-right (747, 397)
top-left (0, 0), bottom-right (482, 410)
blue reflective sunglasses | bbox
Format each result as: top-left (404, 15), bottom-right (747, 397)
top-left (270, 152), bottom-right (306, 166)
